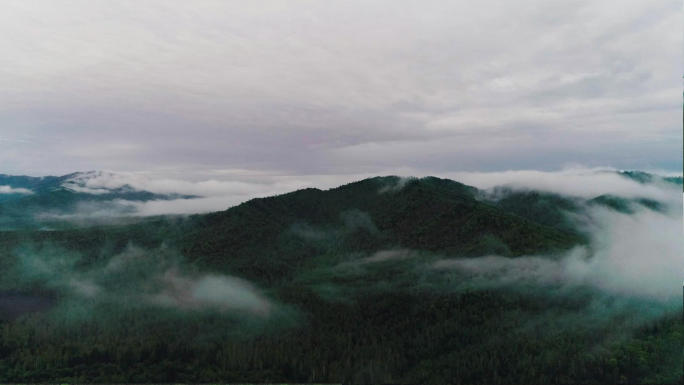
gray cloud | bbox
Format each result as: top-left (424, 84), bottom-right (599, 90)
top-left (0, 0), bottom-right (679, 176)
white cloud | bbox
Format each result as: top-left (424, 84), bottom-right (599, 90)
top-left (152, 269), bottom-right (271, 315)
top-left (433, 202), bottom-right (684, 302)
top-left (441, 167), bottom-right (680, 200)
top-left (0, 185), bottom-right (33, 194)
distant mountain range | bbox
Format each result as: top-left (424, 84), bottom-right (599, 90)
top-left (0, 171), bottom-right (194, 228)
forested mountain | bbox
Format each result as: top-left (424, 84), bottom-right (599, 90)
top-left (179, 176), bottom-right (583, 283)
top-left (0, 172), bottom-right (680, 384)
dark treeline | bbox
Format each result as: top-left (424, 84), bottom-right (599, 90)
top-left (0, 289), bottom-right (680, 384)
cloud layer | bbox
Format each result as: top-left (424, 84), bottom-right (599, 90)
top-left (0, 1), bottom-right (680, 176)
top-left (54, 167), bottom-right (681, 217)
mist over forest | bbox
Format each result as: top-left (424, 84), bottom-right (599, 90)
top-left (0, 168), bottom-right (680, 383)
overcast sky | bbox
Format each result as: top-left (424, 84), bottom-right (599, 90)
top-left (0, 0), bottom-right (681, 178)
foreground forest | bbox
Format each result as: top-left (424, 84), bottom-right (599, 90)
top-left (0, 171), bottom-right (681, 384)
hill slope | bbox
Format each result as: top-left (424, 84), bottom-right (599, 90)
top-left (179, 176), bottom-right (582, 283)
